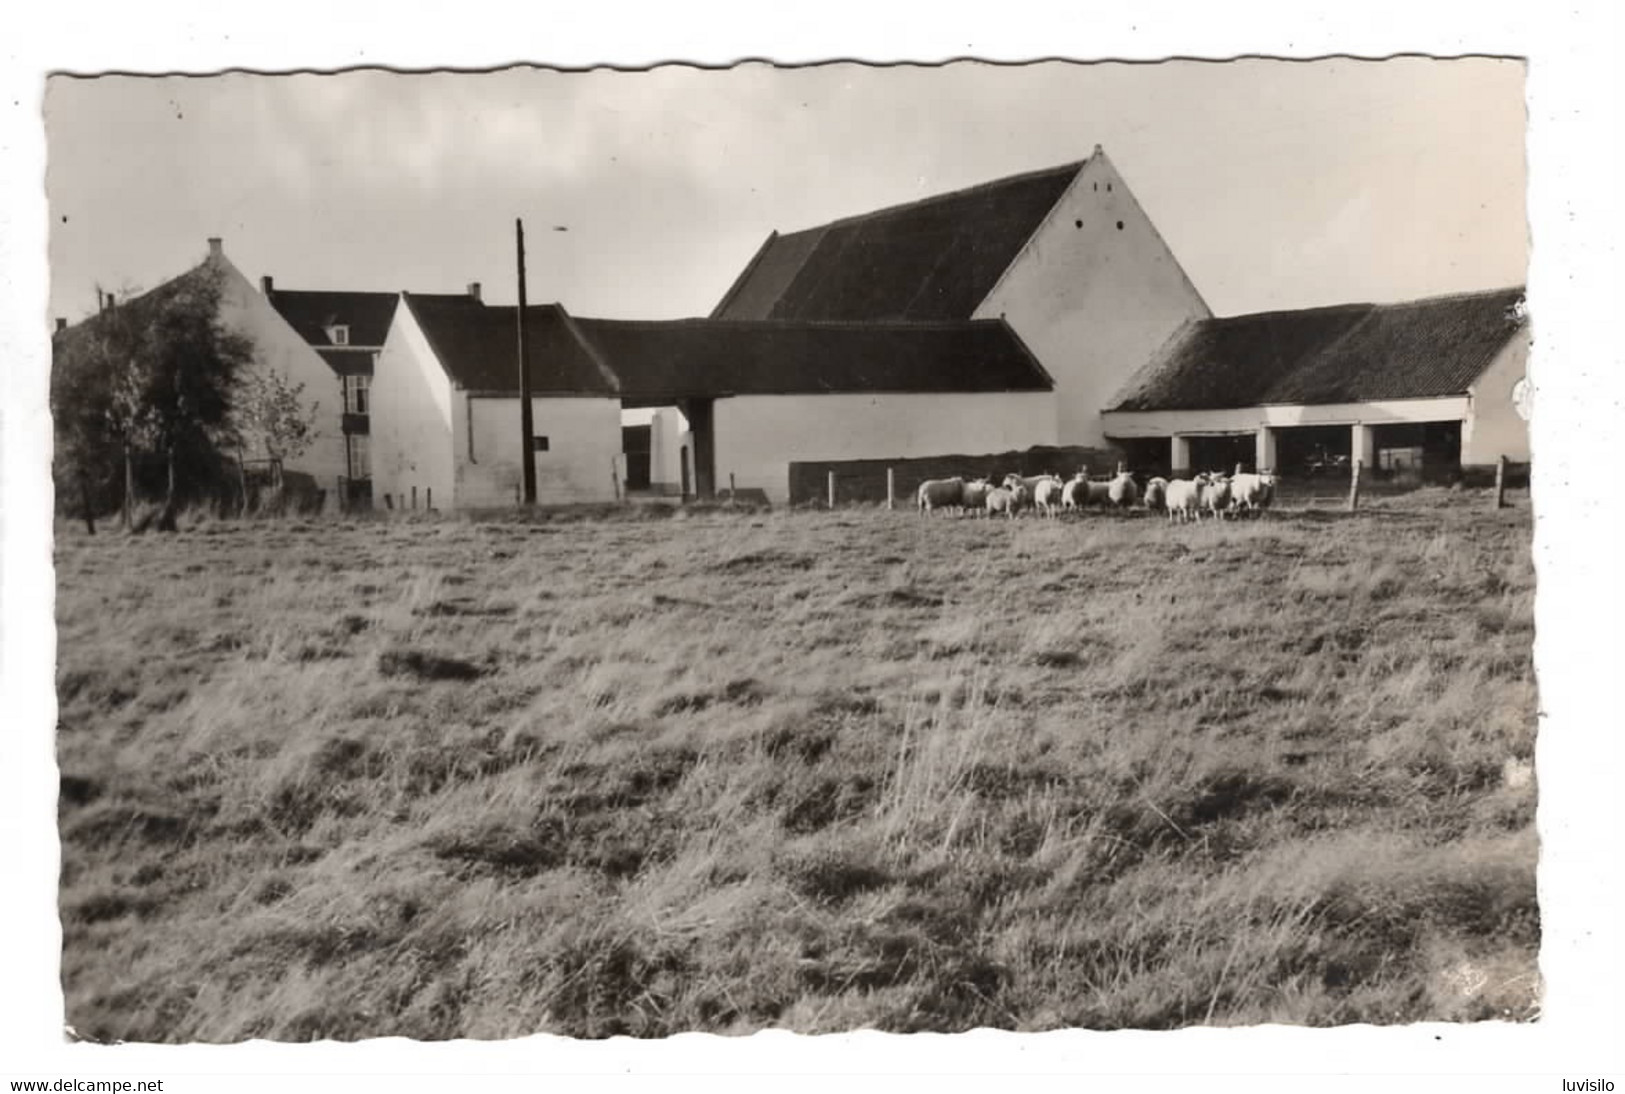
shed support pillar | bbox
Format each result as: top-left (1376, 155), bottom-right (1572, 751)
top-left (1170, 435), bottom-right (1191, 479)
top-left (1352, 424), bottom-right (1377, 469)
top-left (1256, 427), bottom-right (1278, 474)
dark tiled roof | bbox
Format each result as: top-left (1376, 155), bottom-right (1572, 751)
top-left (711, 228), bottom-right (827, 320)
top-left (712, 161), bottom-right (1085, 321)
top-left (267, 289), bottom-right (400, 348)
top-left (406, 295), bottom-right (1052, 398)
top-left (1107, 287), bottom-right (1528, 412)
top-left (571, 317), bottom-right (1054, 398)
top-left (403, 294), bottom-right (619, 395)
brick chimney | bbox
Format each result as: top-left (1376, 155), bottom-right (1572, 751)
top-left (207, 237), bottom-right (223, 259)
top-left (261, 275), bottom-right (274, 296)
top-left (467, 282), bottom-right (482, 302)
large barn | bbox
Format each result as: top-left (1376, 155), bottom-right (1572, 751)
top-left (713, 146), bottom-right (1211, 449)
top-left (370, 292), bottom-right (1054, 508)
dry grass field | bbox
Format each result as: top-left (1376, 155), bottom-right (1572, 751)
top-left (54, 489), bottom-right (1539, 1041)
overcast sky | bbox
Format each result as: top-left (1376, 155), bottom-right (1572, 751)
top-left (44, 58), bottom-right (1526, 325)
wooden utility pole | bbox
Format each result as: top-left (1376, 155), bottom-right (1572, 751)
top-left (827, 471), bottom-right (837, 510)
top-left (1494, 455), bottom-right (1509, 510)
top-left (516, 218), bottom-right (537, 506)
top-left (886, 467), bottom-right (896, 511)
top-left (1347, 459), bottom-right (1363, 512)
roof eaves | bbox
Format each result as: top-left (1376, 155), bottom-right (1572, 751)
top-left (814, 158), bottom-right (1087, 234)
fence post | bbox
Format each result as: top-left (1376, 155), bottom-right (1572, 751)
top-left (412, 485), bottom-right (418, 511)
top-left (426, 487), bottom-right (432, 511)
top-left (1347, 459), bottom-right (1362, 512)
top-left (1494, 455), bottom-right (1508, 510)
top-left (887, 468), bottom-right (895, 511)
top-left (729, 472), bottom-right (737, 502)
top-left (827, 471), bottom-right (836, 510)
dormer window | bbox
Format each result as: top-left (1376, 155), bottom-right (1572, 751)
top-left (329, 325), bottom-right (350, 346)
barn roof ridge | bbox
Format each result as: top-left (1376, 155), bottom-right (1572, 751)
top-left (798, 158), bottom-right (1088, 235)
top-left (564, 314), bottom-right (1024, 332)
top-left (1208, 284), bottom-right (1527, 324)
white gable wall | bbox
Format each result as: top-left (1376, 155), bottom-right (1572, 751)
top-left (370, 300), bottom-right (455, 510)
top-left (212, 254), bottom-right (348, 493)
top-left (456, 395), bottom-right (623, 508)
top-left (1463, 332), bottom-right (1532, 466)
top-left (976, 151), bottom-right (1212, 448)
top-left (713, 390), bottom-right (1058, 504)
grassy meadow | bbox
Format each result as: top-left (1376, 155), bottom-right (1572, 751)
top-left (54, 489), bottom-right (1539, 1040)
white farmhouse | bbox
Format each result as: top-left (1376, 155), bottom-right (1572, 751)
top-left (56, 239), bottom-right (370, 507)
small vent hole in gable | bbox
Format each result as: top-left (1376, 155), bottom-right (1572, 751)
top-left (1074, 219), bottom-right (1083, 229)
top-left (1116, 220), bottom-right (1124, 231)
top-left (1107, 182), bottom-right (1113, 192)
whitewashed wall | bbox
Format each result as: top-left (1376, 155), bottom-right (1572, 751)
top-left (1464, 333), bottom-right (1532, 465)
top-left (213, 254), bottom-right (348, 495)
top-left (456, 395), bottom-right (622, 507)
top-left (712, 390), bottom-right (1057, 504)
top-left (370, 300), bottom-right (455, 510)
top-left (976, 150), bottom-right (1212, 447)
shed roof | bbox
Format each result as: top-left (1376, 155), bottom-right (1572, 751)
top-left (1106, 287), bottom-right (1528, 412)
top-left (403, 294), bottom-right (1053, 399)
top-left (712, 159), bottom-right (1086, 322)
top-left (267, 289), bottom-right (400, 348)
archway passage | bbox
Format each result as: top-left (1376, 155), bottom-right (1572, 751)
top-left (619, 398), bottom-right (715, 500)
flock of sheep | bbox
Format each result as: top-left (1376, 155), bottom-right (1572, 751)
top-left (915, 466), bottom-right (1278, 522)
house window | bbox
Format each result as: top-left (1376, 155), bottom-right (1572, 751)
top-left (344, 374), bottom-right (370, 415)
top-left (347, 433), bottom-right (371, 480)
top-left (330, 325), bottom-right (350, 346)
